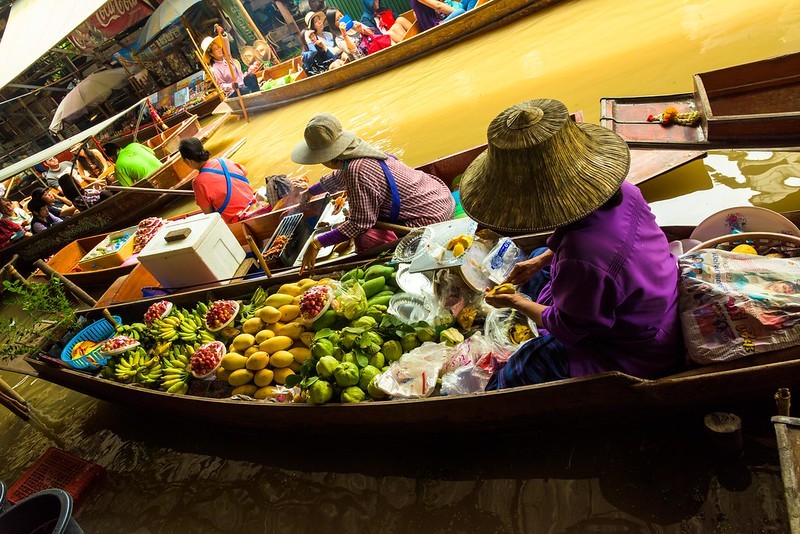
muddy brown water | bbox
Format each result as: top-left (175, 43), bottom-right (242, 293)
top-left (2, 0), bottom-right (800, 530)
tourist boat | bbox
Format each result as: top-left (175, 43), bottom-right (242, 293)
top-left (599, 52), bottom-right (800, 149)
top-left (4, 212), bottom-right (800, 433)
top-left (142, 115), bottom-right (201, 159)
top-left (222, 0), bottom-right (564, 115)
top-left (0, 135), bottom-right (244, 272)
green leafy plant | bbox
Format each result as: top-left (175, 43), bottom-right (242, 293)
top-left (0, 277), bottom-right (77, 361)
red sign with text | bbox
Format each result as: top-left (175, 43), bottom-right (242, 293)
top-left (69, 0), bottom-right (158, 52)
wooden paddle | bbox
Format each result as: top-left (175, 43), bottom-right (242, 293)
top-left (105, 185), bottom-right (195, 195)
top-left (217, 25), bottom-right (250, 123)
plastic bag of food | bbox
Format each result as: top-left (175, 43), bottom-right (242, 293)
top-left (374, 342), bottom-right (453, 398)
top-left (440, 333), bottom-right (501, 395)
top-left (482, 237), bottom-right (523, 284)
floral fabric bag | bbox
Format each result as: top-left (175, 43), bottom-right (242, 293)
top-left (678, 248), bottom-right (800, 364)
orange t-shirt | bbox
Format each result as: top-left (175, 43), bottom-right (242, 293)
top-left (192, 158), bottom-right (255, 223)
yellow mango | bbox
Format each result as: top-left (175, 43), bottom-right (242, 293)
top-left (242, 317), bottom-right (265, 335)
top-left (273, 367), bottom-right (295, 385)
top-left (221, 353), bottom-right (248, 371)
top-left (232, 334), bottom-right (255, 351)
top-left (292, 295), bottom-right (302, 305)
top-left (276, 322), bottom-right (304, 340)
top-left (254, 385), bottom-right (282, 399)
top-left (228, 368), bottom-right (254, 387)
top-left (255, 329), bottom-right (275, 344)
top-left (299, 331), bottom-right (315, 347)
top-left (289, 360), bottom-right (302, 372)
top-left (216, 367), bottom-right (232, 381)
top-left (253, 368), bottom-right (274, 387)
top-left (269, 350), bottom-right (294, 368)
top-left (232, 384), bottom-right (258, 396)
top-left (278, 283), bottom-right (304, 296)
top-left (246, 351), bottom-right (269, 371)
top-left (244, 346), bottom-right (259, 357)
top-left (257, 306), bottom-right (282, 324)
top-left (452, 243), bottom-right (465, 257)
top-left (298, 278), bottom-right (317, 291)
top-left (289, 347), bottom-right (311, 363)
top-left (265, 293), bottom-right (294, 308)
top-left (270, 321), bottom-right (286, 332)
top-left (258, 335), bottom-right (294, 354)
top-left (279, 304), bottom-right (301, 322)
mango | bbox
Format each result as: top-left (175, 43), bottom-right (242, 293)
top-left (279, 304), bottom-right (301, 322)
top-left (228, 368), bottom-right (254, 387)
top-left (365, 264), bottom-right (394, 280)
top-left (257, 306), bottom-right (282, 323)
top-left (259, 335), bottom-right (294, 354)
top-left (221, 353), bottom-right (248, 371)
top-left (244, 346), bottom-right (260, 357)
top-left (292, 295), bottom-right (302, 305)
top-left (255, 329), bottom-right (275, 344)
top-left (277, 322), bottom-right (304, 340)
top-left (232, 333), bottom-right (256, 351)
top-left (246, 351), bottom-right (269, 371)
top-left (299, 331), bottom-right (315, 347)
top-left (254, 368), bottom-right (274, 387)
top-left (270, 321), bottom-right (286, 332)
top-left (452, 244), bottom-right (465, 257)
top-left (289, 360), bottom-right (302, 372)
top-left (289, 347), bottom-right (311, 363)
top-left (216, 367), bottom-right (232, 381)
top-left (232, 384), bottom-right (258, 396)
top-left (265, 293), bottom-right (294, 308)
top-left (278, 283), bottom-right (304, 296)
top-left (254, 385), bottom-right (282, 399)
top-left (273, 366), bottom-right (295, 385)
top-left (242, 317), bottom-right (265, 335)
top-left (269, 350), bottom-right (294, 368)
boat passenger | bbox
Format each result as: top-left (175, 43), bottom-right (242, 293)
top-left (326, 9), bottom-right (374, 61)
top-left (1, 198), bottom-right (31, 229)
top-left (30, 187), bottom-right (77, 219)
top-left (201, 28), bottom-right (260, 96)
top-left (459, 99), bottom-right (683, 389)
top-left (0, 218), bottom-right (28, 248)
top-left (70, 144), bottom-right (110, 181)
top-left (57, 174), bottom-right (113, 212)
top-left (292, 113), bottom-right (455, 272)
top-left (178, 138), bottom-right (256, 224)
top-left (102, 142), bottom-right (162, 188)
top-left (360, 0), bottom-right (412, 44)
top-left (303, 11), bottom-right (347, 73)
top-left (410, 0), bottom-right (465, 32)
top-left (27, 198), bottom-right (63, 234)
top-left (41, 157), bottom-right (78, 189)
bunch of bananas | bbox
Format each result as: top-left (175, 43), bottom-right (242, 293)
top-left (113, 347), bottom-right (158, 383)
top-left (161, 345), bottom-right (191, 394)
top-left (239, 287), bottom-right (268, 322)
top-left (114, 322), bottom-right (148, 341)
top-left (151, 308), bottom-right (215, 344)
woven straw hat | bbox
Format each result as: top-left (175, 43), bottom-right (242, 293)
top-left (240, 45), bottom-right (257, 66)
top-left (291, 114), bottom-right (386, 164)
top-left (201, 35), bottom-right (224, 64)
top-left (459, 99), bottom-right (630, 233)
top-left (253, 40), bottom-right (271, 60)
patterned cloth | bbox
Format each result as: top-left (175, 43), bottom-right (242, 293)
top-left (312, 157), bottom-right (455, 242)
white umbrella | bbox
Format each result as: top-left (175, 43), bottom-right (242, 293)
top-left (136, 0), bottom-right (203, 51)
top-left (49, 68), bottom-right (130, 133)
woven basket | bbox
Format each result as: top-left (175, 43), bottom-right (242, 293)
top-left (685, 232), bottom-right (800, 255)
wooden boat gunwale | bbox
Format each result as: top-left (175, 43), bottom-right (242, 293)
top-left (143, 115), bottom-right (201, 159)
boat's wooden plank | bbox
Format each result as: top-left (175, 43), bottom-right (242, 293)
top-left (772, 415), bottom-right (800, 533)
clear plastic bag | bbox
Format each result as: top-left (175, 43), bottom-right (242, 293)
top-left (440, 333), bottom-right (503, 395)
top-left (333, 279), bottom-right (367, 320)
top-left (374, 342), bottom-right (454, 398)
top-left (482, 237), bottom-right (523, 284)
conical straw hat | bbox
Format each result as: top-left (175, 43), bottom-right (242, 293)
top-left (459, 99), bottom-right (630, 233)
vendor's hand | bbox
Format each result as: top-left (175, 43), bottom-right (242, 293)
top-left (301, 239), bottom-right (322, 273)
top-left (232, 82), bottom-right (239, 91)
top-left (484, 290), bottom-right (527, 310)
top-left (504, 256), bottom-right (546, 285)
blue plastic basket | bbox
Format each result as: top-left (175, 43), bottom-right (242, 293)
top-left (60, 316), bottom-right (122, 371)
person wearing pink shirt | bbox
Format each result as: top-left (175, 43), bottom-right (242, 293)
top-left (200, 27), bottom-right (260, 96)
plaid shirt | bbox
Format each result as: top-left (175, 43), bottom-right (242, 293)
top-left (317, 157), bottom-right (455, 239)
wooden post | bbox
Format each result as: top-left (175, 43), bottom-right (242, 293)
top-left (704, 412), bottom-right (743, 461)
top-left (776, 388), bottom-right (791, 416)
top-left (183, 17), bottom-right (225, 99)
top-left (217, 25), bottom-right (250, 123)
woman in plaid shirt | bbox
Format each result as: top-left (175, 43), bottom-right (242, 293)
top-left (292, 114), bottom-right (455, 272)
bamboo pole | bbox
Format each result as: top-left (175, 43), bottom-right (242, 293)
top-left (33, 259), bottom-right (96, 308)
top-left (217, 25), bottom-right (250, 123)
top-left (232, 0), bottom-right (265, 41)
top-left (183, 17), bottom-right (225, 100)
top-left (776, 388), bottom-right (791, 416)
top-left (245, 232), bottom-right (272, 278)
top-left (105, 185), bottom-right (195, 195)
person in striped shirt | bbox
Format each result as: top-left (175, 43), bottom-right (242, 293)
top-left (292, 114), bottom-right (455, 272)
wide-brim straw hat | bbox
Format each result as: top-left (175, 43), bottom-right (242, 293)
top-left (201, 35), bottom-right (224, 64)
top-left (253, 40), bottom-right (271, 60)
top-left (240, 45), bottom-right (257, 66)
top-left (304, 10), bottom-right (325, 29)
top-left (459, 99), bottom-right (630, 233)
top-left (292, 114), bottom-right (357, 164)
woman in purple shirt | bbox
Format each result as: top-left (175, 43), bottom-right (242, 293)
top-left (458, 99), bottom-right (683, 389)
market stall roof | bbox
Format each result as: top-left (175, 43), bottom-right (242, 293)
top-left (0, 98), bottom-right (146, 182)
top-left (0, 0), bottom-right (109, 91)
top-left (135, 0), bottom-right (203, 51)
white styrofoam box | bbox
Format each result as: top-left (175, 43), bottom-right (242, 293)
top-left (137, 212), bottom-right (246, 288)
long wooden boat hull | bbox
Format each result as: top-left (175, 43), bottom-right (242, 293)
top-left (143, 115), bottom-right (200, 159)
top-left (222, 0), bottom-right (565, 115)
top-left (600, 52), bottom-right (800, 149)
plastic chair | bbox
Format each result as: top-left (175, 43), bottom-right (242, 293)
top-left (0, 488), bottom-right (83, 534)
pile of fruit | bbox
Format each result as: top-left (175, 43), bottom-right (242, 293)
top-left (190, 342), bottom-right (225, 378)
top-left (101, 336), bottom-right (138, 353)
top-left (205, 300), bottom-right (239, 331)
top-left (133, 217), bottom-right (168, 253)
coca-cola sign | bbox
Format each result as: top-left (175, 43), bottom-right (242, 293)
top-left (69, 0), bottom-right (156, 52)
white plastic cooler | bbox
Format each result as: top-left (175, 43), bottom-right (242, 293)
top-left (137, 212), bottom-right (246, 288)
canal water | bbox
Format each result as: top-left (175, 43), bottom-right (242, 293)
top-left (2, 0), bottom-right (800, 530)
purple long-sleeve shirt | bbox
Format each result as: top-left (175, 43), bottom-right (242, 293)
top-left (537, 182), bottom-right (683, 379)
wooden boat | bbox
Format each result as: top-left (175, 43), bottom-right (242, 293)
top-left (0, 137), bottom-right (244, 272)
top-left (600, 52), bottom-right (800, 150)
top-left (142, 115), bottom-right (200, 159)
top-left (222, 0), bottom-right (566, 115)
top-left (772, 415), bottom-right (800, 533)
top-left (5, 214), bottom-right (800, 433)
